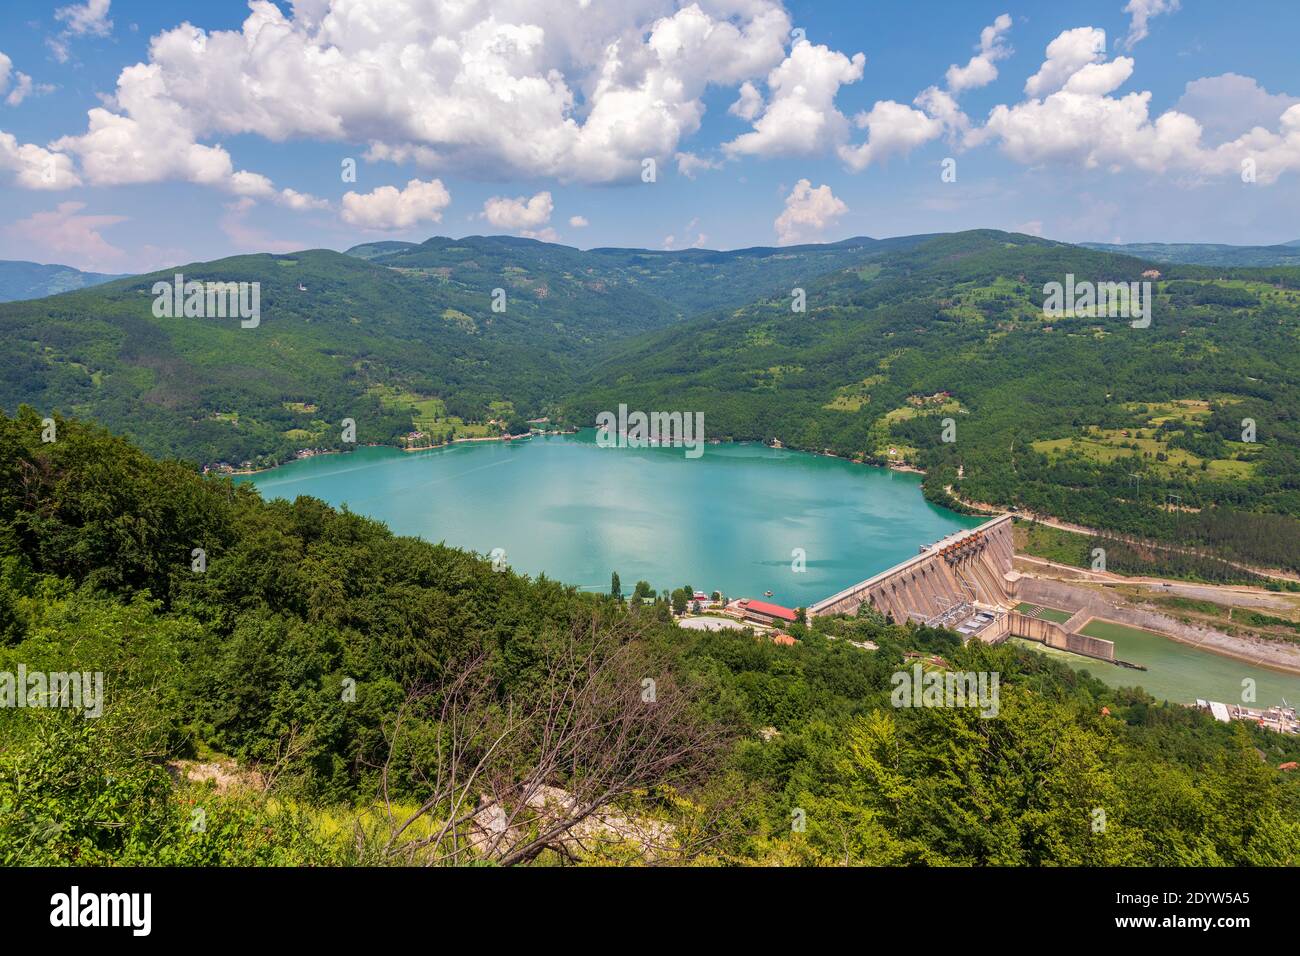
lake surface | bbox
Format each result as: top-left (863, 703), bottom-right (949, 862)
top-left (237, 432), bottom-right (1300, 705)
top-left (236, 432), bottom-right (981, 609)
top-left (1011, 618), bottom-right (1300, 706)
top-left (1078, 620), bottom-right (1300, 705)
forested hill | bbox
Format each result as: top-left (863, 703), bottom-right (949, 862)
top-left (0, 236), bottom-right (894, 468)
top-left (0, 247), bottom-right (605, 466)
top-left (564, 230), bottom-right (1300, 571)
top-left (352, 233), bottom-right (936, 318)
top-left (2, 408), bottom-right (1297, 865)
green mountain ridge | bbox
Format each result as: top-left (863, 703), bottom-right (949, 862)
top-left (0, 235), bottom-right (889, 466)
top-left (354, 232), bottom-right (926, 317)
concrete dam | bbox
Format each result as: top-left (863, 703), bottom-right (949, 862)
top-left (808, 514), bottom-right (1117, 663)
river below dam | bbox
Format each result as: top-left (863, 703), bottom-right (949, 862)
top-left (236, 432), bottom-right (1300, 706)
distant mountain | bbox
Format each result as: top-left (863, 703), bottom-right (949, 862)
top-left (1080, 241), bottom-right (1300, 267)
top-left (0, 260), bottom-right (129, 303)
top-left (0, 234), bottom-right (896, 465)
top-left (351, 233), bottom-right (932, 317)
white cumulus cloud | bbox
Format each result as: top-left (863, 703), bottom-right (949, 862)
top-left (945, 13), bottom-right (1012, 93)
top-left (1122, 0), bottom-right (1180, 50)
top-left (1175, 73), bottom-right (1300, 142)
top-left (45, 0), bottom-right (795, 190)
top-left (482, 191), bottom-right (554, 232)
top-left (1024, 27), bottom-right (1109, 98)
top-left (0, 53), bottom-right (37, 107)
top-left (675, 150), bottom-right (721, 178)
top-left (724, 40), bottom-right (866, 158)
top-left (839, 100), bottom-right (943, 172)
top-left (845, 16), bottom-right (1014, 169)
top-left (729, 80), bottom-right (764, 121)
top-left (0, 130), bottom-right (80, 189)
top-left (4, 201), bottom-right (126, 271)
top-left (970, 28), bottom-right (1300, 185)
top-left (50, 0), bottom-right (114, 63)
top-left (773, 179), bottom-right (846, 245)
top-left (55, 0), bottom-right (113, 36)
top-left (341, 178), bottom-right (452, 231)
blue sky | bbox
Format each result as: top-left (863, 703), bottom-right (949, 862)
top-left (1, 0), bottom-right (1298, 272)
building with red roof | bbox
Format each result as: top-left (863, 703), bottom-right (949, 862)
top-left (738, 599), bottom-right (798, 626)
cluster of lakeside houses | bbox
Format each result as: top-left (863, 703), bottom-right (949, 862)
top-left (204, 446), bottom-right (332, 475)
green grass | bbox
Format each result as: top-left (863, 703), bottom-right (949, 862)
top-left (1032, 398), bottom-right (1261, 481)
top-left (881, 397), bottom-right (964, 425)
top-left (368, 384), bottom-right (498, 443)
top-left (823, 374), bottom-right (882, 411)
top-left (1016, 602), bottom-right (1074, 624)
top-left (1123, 399), bottom-right (1211, 424)
top-left (1014, 520), bottom-right (1091, 568)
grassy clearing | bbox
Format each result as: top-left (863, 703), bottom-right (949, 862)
top-left (1033, 431), bottom-right (1257, 479)
top-left (368, 384), bottom-right (497, 442)
top-left (1032, 396), bottom-right (1260, 480)
top-left (823, 374), bottom-right (884, 412)
top-left (1123, 399), bottom-right (1211, 424)
top-left (1080, 619), bottom-right (1166, 644)
top-left (880, 397), bottom-right (964, 426)
top-left (1015, 602), bottom-right (1075, 624)
top-left (1014, 520), bottom-right (1092, 568)
top-left (441, 308), bottom-right (477, 333)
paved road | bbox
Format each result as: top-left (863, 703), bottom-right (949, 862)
top-left (1015, 554), bottom-right (1299, 613)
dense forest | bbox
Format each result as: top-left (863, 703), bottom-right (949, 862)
top-left (3, 409), bottom-right (1298, 866)
top-left (0, 236), bottom-right (884, 469)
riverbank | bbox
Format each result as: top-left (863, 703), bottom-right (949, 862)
top-left (225, 447), bottom-right (345, 476)
top-left (400, 431), bottom-right (537, 452)
top-left (1017, 571), bottom-right (1300, 678)
top-left (1153, 621), bottom-right (1300, 677)
top-left (224, 432), bottom-right (553, 475)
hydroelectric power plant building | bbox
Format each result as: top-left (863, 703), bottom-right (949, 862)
top-left (808, 514), bottom-right (1118, 663)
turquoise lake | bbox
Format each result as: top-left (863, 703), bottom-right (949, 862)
top-left (235, 432), bottom-right (981, 609)
top-left (236, 431), bottom-right (1300, 705)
